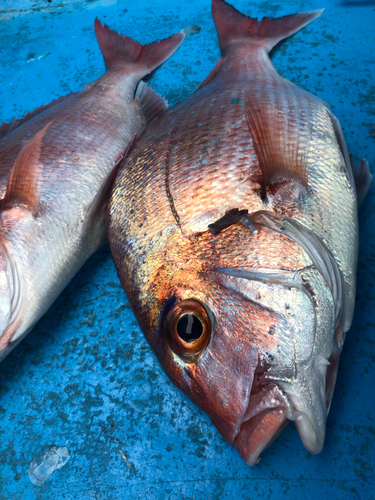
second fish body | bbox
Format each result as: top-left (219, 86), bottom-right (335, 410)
top-left (108, 0), bottom-right (369, 465)
top-left (0, 20), bottom-right (187, 361)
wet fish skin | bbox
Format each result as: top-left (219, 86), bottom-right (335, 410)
top-left (0, 20), bottom-right (187, 360)
top-left (108, 0), bottom-right (365, 465)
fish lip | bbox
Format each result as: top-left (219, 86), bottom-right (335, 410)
top-left (271, 375), bottom-right (326, 454)
top-left (292, 410), bottom-right (324, 454)
top-left (233, 384), bottom-right (292, 466)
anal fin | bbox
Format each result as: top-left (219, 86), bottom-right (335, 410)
top-left (135, 81), bottom-right (168, 124)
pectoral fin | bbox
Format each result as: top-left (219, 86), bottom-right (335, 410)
top-left (244, 91), bottom-right (308, 199)
top-left (1, 121), bottom-right (52, 216)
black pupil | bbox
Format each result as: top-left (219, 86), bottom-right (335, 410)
top-left (176, 314), bottom-right (203, 343)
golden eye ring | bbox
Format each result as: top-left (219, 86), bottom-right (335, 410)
top-left (164, 299), bottom-right (211, 362)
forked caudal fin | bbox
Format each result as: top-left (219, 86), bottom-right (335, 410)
top-left (94, 19), bottom-right (199, 77)
top-left (211, 0), bottom-right (324, 53)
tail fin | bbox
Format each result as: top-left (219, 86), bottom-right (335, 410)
top-left (94, 19), bottom-right (186, 76)
top-left (211, 0), bottom-right (323, 53)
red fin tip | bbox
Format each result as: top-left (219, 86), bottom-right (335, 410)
top-left (94, 18), bottom-right (185, 76)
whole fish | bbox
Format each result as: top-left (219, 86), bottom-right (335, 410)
top-left (107, 0), bottom-right (371, 465)
top-left (0, 19), bottom-right (189, 361)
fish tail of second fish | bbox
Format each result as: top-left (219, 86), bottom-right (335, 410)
top-left (211, 0), bottom-right (324, 53)
top-left (94, 18), bottom-right (187, 79)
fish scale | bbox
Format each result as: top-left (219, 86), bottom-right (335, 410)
top-left (169, 88), bottom-right (261, 231)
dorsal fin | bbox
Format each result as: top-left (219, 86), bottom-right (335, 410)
top-left (135, 81), bottom-right (168, 124)
top-left (2, 121), bottom-right (52, 215)
top-left (244, 91), bottom-right (307, 199)
top-left (0, 93), bottom-right (76, 141)
top-left (212, 0), bottom-right (324, 53)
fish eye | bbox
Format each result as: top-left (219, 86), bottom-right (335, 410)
top-left (164, 299), bottom-right (211, 362)
top-left (176, 314), bottom-right (203, 342)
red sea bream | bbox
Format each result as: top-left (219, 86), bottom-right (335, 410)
top-left (107, 0), bottom-right (371, 465)
top-left (0, 20), bottom-right (188, 361)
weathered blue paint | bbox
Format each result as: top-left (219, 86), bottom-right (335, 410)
top-left (0, 0), bottom-right (374, 498)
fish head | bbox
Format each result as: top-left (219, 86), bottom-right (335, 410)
top-left (125, 212), bottom-right (339, 466)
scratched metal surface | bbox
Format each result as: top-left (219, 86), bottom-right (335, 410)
top-left (0, 0), bottom-right (374, 498)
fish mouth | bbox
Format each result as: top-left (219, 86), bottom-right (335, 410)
top-left (233, 385), bottom-right (290, 466)
top-left (234, 383), bottom-right (325, 466)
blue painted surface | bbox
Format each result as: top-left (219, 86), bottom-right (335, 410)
top-left (0, 0), bottom-right (374, 498)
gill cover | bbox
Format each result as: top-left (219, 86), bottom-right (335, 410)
top-left (0, 240), bottom-right (24, 360)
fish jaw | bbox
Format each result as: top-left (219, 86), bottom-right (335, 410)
top-left (277, 360), bottom-right (328, 455)
top-left (233, 363), bottom-right (328, 466)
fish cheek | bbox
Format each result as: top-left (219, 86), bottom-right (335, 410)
top-left (151, 283), bottom-right (258, 443)
top-left (180, 310), bottom-right (259, 444)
